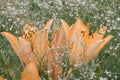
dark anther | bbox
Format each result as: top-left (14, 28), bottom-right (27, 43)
top-left (25, 34), bottom-right (28, 39)
top-left (30, 31), bottom-right (35, 35)
top-left (81, 31), bottom-right (85, 36)
top-left (27, 32), bottom-right (32, 38)
top-left (89, 32), bottom-right (94, 39)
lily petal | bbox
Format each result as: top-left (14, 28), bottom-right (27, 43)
top-left (44, 19), bottom-right (53, 30)
top-left (1, 32), bottom-right (38, 66)
top-left (52, 26), bottom-right (67, 62)
top-left (20, 62), bottom-right (41, 80)
top-left (48, 55), bottom-right (63, 80)
top-left (48, 26), bottom-right (67, 80)
top-left (93, 26), bottom-right (107, 41)
top-left (85, 35), bottom-right (113, 62)
top-left (61, 19), bottom-right (72, 50)
top-left (61, 19), bottom-right (71, 38)
top-left (32, 29), bottom-right (48, 70)
top-left (85, 26), bottom-right (107, 51)
top-left (71, 18), bottom-right (86, 35)
top-left (1, 32), bottom-right (20, 56)
top-left (85, 40), bottom-right (103, 62)
top-left (18, 37), bottom-right (38, 65)
top-left (52, 26), bottom-right (66, 46)
top-left (70, 32), bottom-right (85, 65)
top-left (1, 32), bottom-right (26, 66)
top-left (96, 35), bottom-right (113, 56)
top-left (53, 65), bottom-right (63, 80)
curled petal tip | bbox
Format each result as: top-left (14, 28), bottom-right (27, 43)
top-left (102, 35), bottom-right (113, 44)
top-left (98, 26), bottom-right (107, 35)
top-left (1, 32), bottom-right (7, 36)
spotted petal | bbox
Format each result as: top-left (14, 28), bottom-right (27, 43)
top-left (85, 26), bottom-right (107, 51)
top-left (18, 37), bottom-right (38, 66)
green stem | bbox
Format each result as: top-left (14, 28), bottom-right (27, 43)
top-left (96, 61), bottom-right (103, 80)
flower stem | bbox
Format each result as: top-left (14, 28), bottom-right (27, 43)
top-left (96, 61), bottom-right (103, 80)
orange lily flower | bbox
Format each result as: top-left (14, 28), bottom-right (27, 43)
top-left (61, 18), bottom-right (113, 65)
top-left (20, 62), bottom-right (41, 80)
top-left (1, 20), bottom-right (53, 71)
top-left (0, 18), bottom-right (113, 80)
top-left (48, 24), bottom-right (68, 80)
top-left (61, 18), bottom-right (113, 79)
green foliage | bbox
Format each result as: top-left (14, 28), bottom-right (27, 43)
top-left (0, 0), bottom-right (120, 79)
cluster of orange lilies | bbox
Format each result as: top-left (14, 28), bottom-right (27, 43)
top-left (0, 18), bottom-right (113, 80)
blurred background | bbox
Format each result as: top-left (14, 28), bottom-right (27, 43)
top-left (0, 0), bottom-right (120, 80)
